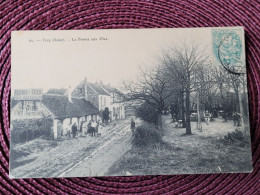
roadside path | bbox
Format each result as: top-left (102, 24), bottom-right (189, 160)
top-left (10, 117), bottom-right (134, 178)
top-left (62, 123), bottom-right (133, 177)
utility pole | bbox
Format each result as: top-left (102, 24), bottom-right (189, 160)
top-left (195, 71), bottom-right (202, 131)
top-left (196, 89), bottom-right (202, 131)
top-left (238, 85), bottom-right (244, 128)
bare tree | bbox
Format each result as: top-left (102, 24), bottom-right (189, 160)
top-left (123, 65), bottom-right (175, 128)
top-left (212, 66), bottom-right (231, 121)
top-left (162, 43), bottom-right (209, 134)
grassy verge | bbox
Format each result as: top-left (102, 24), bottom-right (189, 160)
top-left (10, 138), bottom-right (58, 170)
top-left (107, 130), bottom-right (252, 176)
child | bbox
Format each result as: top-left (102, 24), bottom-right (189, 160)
top-left (66, 129), bottom-right (71, 139)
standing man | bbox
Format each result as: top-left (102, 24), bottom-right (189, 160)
top-left (87, 120), bottom-right (92, 135)
top-left (130, 119), bottom-right (135, 136)
top-left (233, 112), bottom-right (242, 126)
top-left (80, 120), bottom-right (84, 134)
top-left (72, 122), bottom-right (77, 138)
top-left (91, 119), bottom-right (97, 137)
top-left (66, 123), bottom-right (72, 139)
top-left (204, 110), bottom-right (212, 125)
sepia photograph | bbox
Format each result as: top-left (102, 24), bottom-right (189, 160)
top-left (10, 27), bottom-right (252, 178)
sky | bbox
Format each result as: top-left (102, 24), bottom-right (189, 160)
top-left (11, 27), bottom-right (214, 93)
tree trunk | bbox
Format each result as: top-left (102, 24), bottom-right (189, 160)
top-left (219, 83), bottom-right (228, 121)
top-left (181, 91), bottom-right (186, 128)
top-left (196, 90), bottom-right (202, 130)
top-left (242, 75), bottom-right (249, 118)
top-left (238, 83), bottom-right (245, 129)
top-left (185, 89), bottom-right (192, 134)
top-left (233, 84), bottom-right (240, 112)
top-left (157, 112), bottom-right (162, 131)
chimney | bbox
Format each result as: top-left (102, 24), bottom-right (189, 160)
top-left (84, 77), bottom-right (88, 101)
top-left (68, 86), bottom-right (72, 102)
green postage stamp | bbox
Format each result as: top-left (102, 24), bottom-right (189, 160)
top-left (212, 27), bottom-right (246, 74)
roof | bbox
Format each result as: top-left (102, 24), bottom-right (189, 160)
top-left (72, 79), bottom-right (123, 96)
top-left (88, 83), bottom-right (110, 96)
top-left (42, 94), bottom-right (99, 119)
top-left (46, 88), bottom-right (67, 95)
top-left (101, 84), bottom-right (124, 96)
top-left (11, 99), bottom-right (19, 108)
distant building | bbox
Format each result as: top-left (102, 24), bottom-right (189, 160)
top-left (11, 88), bottom-right (99, 139)
top-left (72, 77), bottom-right (125, 121)
top-left (45, 88), bottom-right (67, 95)
top-left (11, 78), bottom-right (126, 140)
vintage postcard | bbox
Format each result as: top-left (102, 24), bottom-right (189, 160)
top-left (10, 27), bottom-right (252, 178)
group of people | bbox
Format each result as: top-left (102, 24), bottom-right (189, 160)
top-left (86, 119), bottom-right (101, 137)
top-left (232, 112), bottom-right (242, 127)
top-left (64, 123), bottom-right (78, 139)
top-left (64, 119), bottom-right (101, 139)
top-left (203, 110), bottom-right (243, 126)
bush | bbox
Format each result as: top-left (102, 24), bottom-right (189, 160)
top-left (135, 103), bottom-right (158, 125)
top-left (11, 118), bottom-right (53, 144)
top-left (132, 122), bottom-right (162, 147)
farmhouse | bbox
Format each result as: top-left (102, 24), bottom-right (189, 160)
top-left (72, 77), bottom-right (125, 121)
top-left (11, 89), bottom-right (99, 139)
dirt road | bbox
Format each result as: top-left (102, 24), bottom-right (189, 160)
top-left (10, 117), bottom-right (136, 178)
top-left (60, 122), bottom-right (133, 177)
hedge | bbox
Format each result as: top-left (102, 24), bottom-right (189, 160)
top-left (11, 118), bottom-right (53, 144)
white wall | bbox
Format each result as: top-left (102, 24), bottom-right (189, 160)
top-left (60, 115), bottom-right (95, 135)
top-left (122, 105), bottom-right (125, 118)
top-left (53, 119), bottom-right (58, 139)
top-left (107, 103), bottom-right (126, 121)
top-left (99, 95), bottom-right (112, 111)
top-left (98, 95), bottom-right (126, 121)
top-left (11, 101), bottom-right (52, 120)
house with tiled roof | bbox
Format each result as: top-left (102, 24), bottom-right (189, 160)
top-left (42, 95), bottom-right (99, 119)
top-left (72, 77), bottom-right (125, 121)
top-left (99, 83), bottom-right (124, 102)
top-left (11, 88), bottom-right (100, 139)
top-left (46, 88), bottom-right (67, 95)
